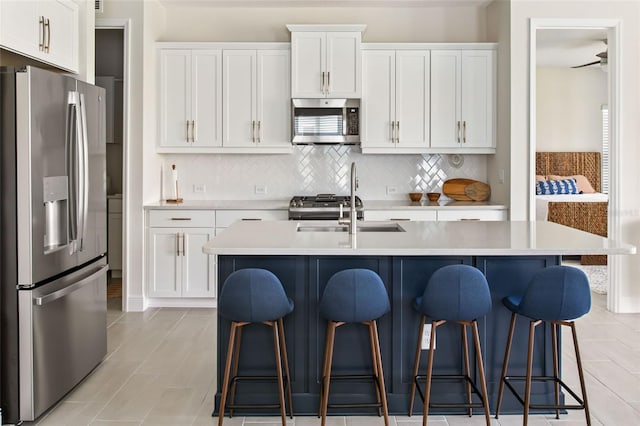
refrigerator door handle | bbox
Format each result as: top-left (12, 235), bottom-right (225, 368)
top-left (78, 93), bottom-right (89, 251)
top-left (66, 91), bottom-right (80, 251)
top-left (33, 265), bottom-right (109, 306)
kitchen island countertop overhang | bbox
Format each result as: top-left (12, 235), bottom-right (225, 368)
top-left (202, 220), bottom-right (635, 256)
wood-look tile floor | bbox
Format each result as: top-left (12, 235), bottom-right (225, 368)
top-left (30, 293), bottom-right (640, 426)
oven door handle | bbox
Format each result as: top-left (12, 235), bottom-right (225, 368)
top-left (33, 265), bottom-right (108, 306)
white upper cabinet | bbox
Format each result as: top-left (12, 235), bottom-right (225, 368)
top-left (223, 48), bottom-right (291, 150)
top-left (0, 0), bottom-right (78, 73)
top-left (430, 50), bottom-right (495, 152)
top-left (361, 49), bottom-right (430, 153)
top-left (158, 48), bottom-right (222, 151)
top-left (288, 25), bottom-right (365, 98)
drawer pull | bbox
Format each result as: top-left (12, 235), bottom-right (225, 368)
top-left (241, 218), bottom-right (262, 221)
top-left (171, 217), bottom-right (192, 221)
top-left (460, 218), bottom-right (480, 221)
top-left (390, 218), bottom-right (411, 221)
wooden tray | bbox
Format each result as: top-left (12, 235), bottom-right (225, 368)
top-left (443, 179), bottom-right (491, 201)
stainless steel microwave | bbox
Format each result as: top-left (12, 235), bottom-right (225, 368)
top-left (291, 98), bottom-right (360, 144)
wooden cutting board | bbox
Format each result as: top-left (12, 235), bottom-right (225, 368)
top-left (442, 179), bottom-right (491, 201)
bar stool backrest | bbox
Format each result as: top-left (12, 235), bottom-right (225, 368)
top-left (518, 265), bottom-right (591, 321)
top-left (219, 268), bottom-right (294, 322)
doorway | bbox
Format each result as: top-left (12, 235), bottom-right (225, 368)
top-left (95, 20), bottom-right (130, 311)
top-left (529, 19), bottom-right (621, 312)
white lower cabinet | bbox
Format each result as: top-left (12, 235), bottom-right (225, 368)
top-left (146, 210), bottom-right (216, 300)
top-left (364, 210), bottom-right (437, 222)
top-left (364, 208), bottom-right (506, 222)
top-left (436, 209), bottom-right (507, 221)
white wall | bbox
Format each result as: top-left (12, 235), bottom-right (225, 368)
top-left (510, 1), bottom-right (640, 312)
top-left (536, 67), bottom-right (607, 152)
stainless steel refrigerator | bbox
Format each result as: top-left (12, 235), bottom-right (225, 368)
top-left (1, 66), bottom-right (108, 423)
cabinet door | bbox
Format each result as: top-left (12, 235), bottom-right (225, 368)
top-left (223, 50), bottom-right (257, 147)
top-left (290, 31), bottom-right (325, 98)
top-left (147, 228), bottom-right (181, 297)
top-left (395, 50), bottom-right (430, 148)
top-left (430, 50), bottom-right (461, 148)
top-left (0, 1), bottom-right (39, 59)
top-left (326, 32), bottom-right (361, 98)
top-left (39, 0), bottom-right (78, 72)
top-left (192, 50), bottom-right (222, 147)
top-left (361, 50), bottom-right (395, 148)
top-left (159, 50), bottom-right (191, 148)
top-left (182, 228), bottom-right (215, 298)
top-left (461, 50), bottom-right (494, 149)
top-left (256, 49), bottom-right (290, 147)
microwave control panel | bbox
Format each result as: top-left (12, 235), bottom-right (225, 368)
top-left (346, 108), bottom-right (359, 136)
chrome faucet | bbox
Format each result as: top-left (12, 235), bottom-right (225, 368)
top-left (339, 162), bottom-right (358, 234)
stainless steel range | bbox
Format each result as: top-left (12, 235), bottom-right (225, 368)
top-left (288, 194), bottom-right (364, 220)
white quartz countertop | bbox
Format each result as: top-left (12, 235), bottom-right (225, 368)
top-left (364, 199), bottom-right (507, 210)
top-left (144, 200), bottom-right (290, 210)
top-left (144, 199), bottom-right (506, 211)
top-left (202, 220), bottom-right (636, 257)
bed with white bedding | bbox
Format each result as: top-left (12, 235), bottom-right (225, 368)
top-left (535, 152), bottom-right (608, 265)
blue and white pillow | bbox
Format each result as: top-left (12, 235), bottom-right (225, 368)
top-left (536, 178), bottom-right (579, 195)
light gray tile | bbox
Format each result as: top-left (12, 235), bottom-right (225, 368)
top-left (35, 401), bottom-right (104, 426)
top-left (445, 414), bottom-right (500, 425)
top-left (495, 414), bottom-right (551, 425)
top-left (95, 373), bottom-right (169, 422)
top-left (141, 387), bottom-right (202, 425)
top-left (345, 415), bottom-right (388, 426)
top-left (297, 416), bottom-right (346, 426)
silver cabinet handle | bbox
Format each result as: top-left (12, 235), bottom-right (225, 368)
top-left (241, 218), bottom-right (262, 221)
top-left (186, 120), bottom-right (189, 142)
top-left (460, 218), bottom-right (480, 221)
top-left (181, 232), bottom-right (186, 256)
top-left (34, 265), bottom-right (108, 306)
top-left (191, 120), bottom-right (196, 142)
top-left (321, 72), bottom-right (326, 95)
top-left (170, 217), bottom-right (192, 221)
top-left (390, 218), bottom-right (411, 221)
top-left (257, 121), bottom-right (261, 143)
top-left (463, 120), bottom-right (467, 144)
top-left (457, 121), bottom-right (461, 144)
top-left (45, 17), bottom-right (51, 52)
top-left (176, 232), bottom-right (181, 256)
top-left (396, 121), bottom-right (400, 143)
top-left (39, 16), bottom-right (45, 51)
top-left (251, 121), bottom-right (256, 143)
top-left (390, 121), bottom-right (395, 144)
top-left (327, 71), bottom-right (330, 95)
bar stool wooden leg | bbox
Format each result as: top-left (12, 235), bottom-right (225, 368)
top-left (551, 322), bottom-right (560, 420)
top-left (461, 323), bottom-right (473, 417)
top-left (321, 321), bottom-right (338, 426)
top-left (218, 322), bottom-right (241, 426)
top-left (227, 325), bottom-right (243, 418)
top-left (371, 320), bottom-right (390, 426)
top-left (409, 315), bottom-right (426, 417)
top-left (318, 321), bottom-right (332, 418)
top-left (471, 320), bottom-right (491, 426)
top-left (495, 313), bottom-right (517, 419)
top-left (422, 320), bottom-right (443, 426)
top-left (270, 320), bottom-right (287, 426)
top-left (524, 320), bottom-right (542, 426)
top-left (277, 318), bottom-right (294, 419)
top-left (367, 321), bottom-right (383, 417)
top-left (570, 321), bottom-right (592, 426)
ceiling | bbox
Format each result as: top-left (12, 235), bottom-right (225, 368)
top-left (537, 28), bottom-right (608, 69)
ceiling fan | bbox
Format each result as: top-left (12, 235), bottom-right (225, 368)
top-left (572, 48), bottom-right (607, 69)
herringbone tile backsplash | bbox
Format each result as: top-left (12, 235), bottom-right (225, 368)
top-left (160, 146), bottom-right (487, 200)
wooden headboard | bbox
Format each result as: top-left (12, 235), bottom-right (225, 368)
top-left (535, 152), bottom-right (601, 192)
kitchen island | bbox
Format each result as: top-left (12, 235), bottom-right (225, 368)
top-left (203, 220), bottom-right (634, 415)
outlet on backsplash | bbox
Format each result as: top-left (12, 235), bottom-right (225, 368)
top-left (193, 184), bottom-right (206, 193)
top-left (386, 185), bottom-right (398, 195)
top-left (255, 185), bottom-right (267, 195)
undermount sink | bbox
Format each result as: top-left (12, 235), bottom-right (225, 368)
top-left (297, 223), bottom-right (406, 233)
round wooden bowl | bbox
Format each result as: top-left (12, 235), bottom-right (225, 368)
top-left (408, 192), bottom-right (423, 202)
top-left (426, 192), bottom-right (441, 202)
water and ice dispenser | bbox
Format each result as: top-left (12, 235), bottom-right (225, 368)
top-left (43, 176), bottom-right (69, 253)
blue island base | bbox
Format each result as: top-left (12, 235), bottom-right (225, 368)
top-left (215, 255), bottom-right (563, 416)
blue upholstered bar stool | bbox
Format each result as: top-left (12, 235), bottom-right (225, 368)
top-left (495, 265), bottom-right (592, 426)
top-left (216, 269), bottom-right (294, 426)
top-left (318, 269), bottom-right (391, 426)
top-left (408, 264), bottom-right (492, 426)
